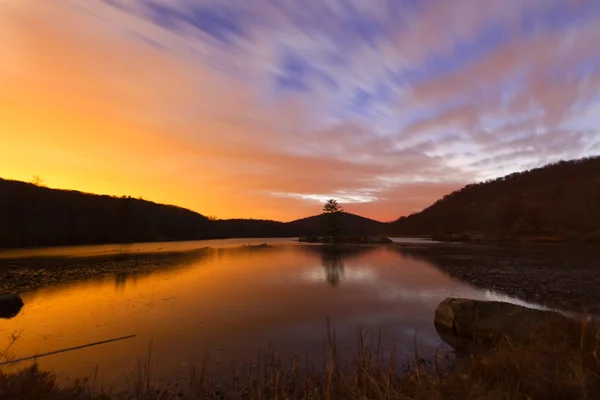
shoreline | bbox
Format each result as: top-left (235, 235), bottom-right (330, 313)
top-left (0, 247), bottom-right (216, 296)
top-left (430, 231), bottom-right (600, 244)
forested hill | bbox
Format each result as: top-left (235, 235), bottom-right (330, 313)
top-left (0, 178), bottom-right (384, 248)
top-left (0, 178), bottom-right (216, 248)
top-left (289, 212), bottom-right (384, 235)
top-left (386, 156), bottom-right (600, 241)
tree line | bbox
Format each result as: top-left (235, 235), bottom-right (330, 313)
top-left (3, 155), bottom-right (598, 247)
top-left (386, 156), bottom-right (600, 241)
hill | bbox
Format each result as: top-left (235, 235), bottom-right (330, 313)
top-left (386, 156), bottom-right (600, 242)
top-left (0, 178), bottom-right (385, 248)
top-left (0, 178), bottom-right (216, 248)
top-left (206, 213), bottom-right (385, 240)
top-left (287, 212), bottom-right (384, 236)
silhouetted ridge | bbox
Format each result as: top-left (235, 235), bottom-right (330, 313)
top-left (0, 178), bottom-right (214, 247)
top-left (387, 156), bottom-right (600, 240)
top-left (213, 219), bottom-right (291, 238)
top-left (0, 178), bottom-right (385, 248)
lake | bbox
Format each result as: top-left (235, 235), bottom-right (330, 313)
top-left (0, 238), bottom-right (596, 390)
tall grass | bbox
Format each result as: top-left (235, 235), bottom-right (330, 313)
top-left (1, 314), bottom-right (599, 399)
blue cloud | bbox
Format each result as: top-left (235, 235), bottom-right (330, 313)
top-left (518, 0), bottom-right (600, 36)
top-left (272, 52), bottom-right (314, 92)
top-left (143, 1), bottom-right (247, 44)
top-left (99, 0), bottom-right (600, 187)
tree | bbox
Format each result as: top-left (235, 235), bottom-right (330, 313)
top-left (322, 199), bottom-right (344, 241)
top-left (31, 175), bottom-right (46, 187)
top-left (323, 199), bottom-right (342, 214)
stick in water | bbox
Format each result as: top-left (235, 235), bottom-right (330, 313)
top-left (0, 335), bottom-right (137, 367)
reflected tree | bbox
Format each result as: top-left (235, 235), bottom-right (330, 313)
top-left (320, 246), bottom-right (345, 286)
top-left (302, 245), bottom-right (376, 287)
top-left (114, 272), bottom-right (139, 292)
top-left (114, 272), bottom-right (128, 291)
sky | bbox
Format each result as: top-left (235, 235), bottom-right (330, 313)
top-left (1, 0), bottom-right (600, 222)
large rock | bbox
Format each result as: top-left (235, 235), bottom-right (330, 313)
top-left (0, 294), bottom-right (24, 319)
top-left (434, 298), bottom-right (570, 344)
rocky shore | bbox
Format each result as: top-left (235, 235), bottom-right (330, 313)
top-left (392, 242), bottom-right (600, 314)
top-left (0, 248), bottom-right (212, 296)
top-left (432, 231), bottom-right (600, 244)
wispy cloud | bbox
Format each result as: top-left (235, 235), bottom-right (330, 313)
top-left (1, 0), bottom-right (599, 221)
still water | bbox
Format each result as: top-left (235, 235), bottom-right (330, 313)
top-left (0, 239), bottom-right (543, 389)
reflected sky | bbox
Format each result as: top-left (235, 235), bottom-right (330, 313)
top-left (0, 237), bottom-right (299, 260)
top-left (0, 243), bottom-right (549, 389)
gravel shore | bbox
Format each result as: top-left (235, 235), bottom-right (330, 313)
top-left (0, 248), bottom-right (212, 295)
top-left (392, 243), bottom-right (600, 314)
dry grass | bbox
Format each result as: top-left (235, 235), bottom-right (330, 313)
top-left (1, 315), bottom-right (599, 400)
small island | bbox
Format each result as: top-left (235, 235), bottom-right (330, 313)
top-left (299, 199), bottom-right (393, 244)
top-left (299, 235), bottom-right (393, 244)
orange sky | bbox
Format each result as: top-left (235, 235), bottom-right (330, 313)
top-left (0, 0), bottom-right (456, 222)
top-left (2, 0), bottom-right (598, 222)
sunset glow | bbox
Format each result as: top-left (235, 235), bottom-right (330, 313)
top-left (2, 0), bottom-right (600, 221)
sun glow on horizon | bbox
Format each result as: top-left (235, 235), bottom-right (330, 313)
top-left (2, 0), bottom-right (599, 221)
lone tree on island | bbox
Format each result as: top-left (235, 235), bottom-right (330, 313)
top-left (322, 199), bottom-right (344, 241)
top-left (323, 199), bottom-right (342, 214)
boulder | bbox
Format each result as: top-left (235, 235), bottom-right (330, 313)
top-left (0, 294), bottom-right (24, 319)
top-left (434, 298), bottom-right (570, 345)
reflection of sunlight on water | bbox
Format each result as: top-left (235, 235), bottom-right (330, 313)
top-left (300, 266), bottom-right (378, 283)
top-left (481, 290), bottom-right (554, 311)
top-left (479, 290), bottom-right (591, 320)
top-left (473, 290), bottom-right (595, 320)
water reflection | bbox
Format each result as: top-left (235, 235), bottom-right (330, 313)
top-left (321, 249), bottom-right (344, 286)
top-left (114, 272), bottom-right (138, 292)
top-left (0, 237), bottom-right (299, 260)
top-left (0, 241), bottom-right (577, 389)
top-left (319, 246), bottom-right (352, 286)
top-left (301, 245), bottom-right (378, 287)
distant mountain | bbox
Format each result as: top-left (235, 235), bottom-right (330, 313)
top-left (386, 156), bottom-right (600, 241)
top-left (0, 178), bottom-right (385, 248)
